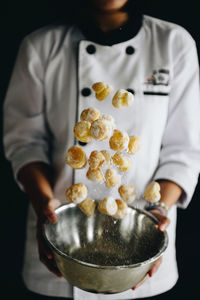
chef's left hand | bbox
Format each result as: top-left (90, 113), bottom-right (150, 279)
top-left (132, 209), bottom-right (170, 290)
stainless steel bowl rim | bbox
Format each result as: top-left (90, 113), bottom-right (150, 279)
top-left (43, 204), bottom-right (168, 270)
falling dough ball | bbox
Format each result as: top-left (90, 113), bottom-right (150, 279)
top-left (66, 183), bottom-right (87, 204)
top-left (113, 199), bottom-right (128, 219)
top-left (98, 197), bottom-right (118, 216)
top-left (118, 184), bottom-right (136, 204)
top-left (86, 167), bottom-right (104, 183)
top-left (88, 150), bottom-right (105, 169)
top-left (144, 181), bottom-right (160, 194)
top-left (74, 121), bottom-right (93, 143)
top-left (90, 118), bottom-right (113, 141)
top-left (112, 152), bottom-right (132, 172)
top-left (92, 82), bottom-right (113, 101)
top-left (101, 114), bottom-right (116, 130)
top-left (109, 129), bottom-right (129, 151)
top-left (105, 168), bottom-right (121, 188)
top-left (78, 198), bottom-right (96, 217)
top-left (80, 107), bottom-right (100, 123)
top-left (112, 89), bottom-right (134, 108)
top-left (128, 136), bottom-right (141, 155)
top-left (144, 181), bottom-right (161, 203)
top-left (66, 145), bottom-right (87, 169)
top-left (100, 150), bottom-right (113, 168)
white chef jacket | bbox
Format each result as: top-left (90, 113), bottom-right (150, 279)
top-left (3, 15), bottom-right (200, 299)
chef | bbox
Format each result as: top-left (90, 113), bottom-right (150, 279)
top-left (3, 0), bottom-right (200, 299)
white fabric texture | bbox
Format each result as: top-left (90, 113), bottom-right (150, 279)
top-left (3, 15), bottom-right (200, 299)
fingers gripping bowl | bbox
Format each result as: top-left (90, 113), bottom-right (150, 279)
top-left (43, 204), bottom-right (168, 294)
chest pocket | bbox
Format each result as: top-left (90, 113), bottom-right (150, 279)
top-left (143, 84), bottom-right (170, 97)
top-left (129, 80), bottom-right (170, 140)
top-left (141, 83), bottom-right (170, 128)
top-left (143, 68), bottom-right (171, 97)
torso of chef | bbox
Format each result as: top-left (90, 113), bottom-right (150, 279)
top-left (4, 13), bottom-right (200, 300)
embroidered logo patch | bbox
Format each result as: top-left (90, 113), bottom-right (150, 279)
top-left (143, 69), bottom-right (171, 96)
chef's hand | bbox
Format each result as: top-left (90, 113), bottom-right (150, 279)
top-left (18, 162), bottom-right (63, 278)
top-left (132, 209), bottom-right (170, 290)
top-left (33, 196), bottom-right (62, 278)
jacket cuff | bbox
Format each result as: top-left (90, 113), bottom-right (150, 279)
top-left (11, 147), bottom-right (50, 191)
top-left (153, 162), bottom-right (198, 209)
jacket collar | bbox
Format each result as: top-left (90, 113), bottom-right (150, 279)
top-left (78, 10), bottom-right (143, 46)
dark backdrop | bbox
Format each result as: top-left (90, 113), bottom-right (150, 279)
top-left (1, 1), bottom-right (199, 299)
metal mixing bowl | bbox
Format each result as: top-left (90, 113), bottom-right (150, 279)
top-left (43, 203), bottom-right (168, 294)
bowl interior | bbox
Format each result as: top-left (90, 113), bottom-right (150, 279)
top-left (44, 204), bottom-right (167, 267)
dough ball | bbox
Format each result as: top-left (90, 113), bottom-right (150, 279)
top-left (90, 118), bottom-right (113, 141)
top-left (100, 150), bottom-right (113, 168)
top-left (109, 129), bottom-right (129, 151)
top-left (105, 168), bottom-right (121, 188)
top-left (92, 82), bottom-right (113, 101)
top-left (86, 167), bottom-right (104, 183)
top-left (144, 181), bottom-right (161, 203)
top-left (128, 136), bottom-right (141, 155)
top-left (66, 183), bottom-right (87, 204)
top-left (74, 121), bottom-right (93, 143)
top-left (112, 89), bottom-right (134, 108)
top-left (88, 150), bottom-right (105, 169)
top-left (80, 107), bottom-right (100, 123)
top-left (118, 184), bottom-right (136, 204)
top-left (101, 114), bottom-right (116, 130)
top-left (112, 152), bottom-right (132, 172)
top-left (98, 197), bottom-right (118, 216)
top-left (78, 198), bottom-right (96, 217)
top-left (66, 145), bottom-right (87, 169)
top-left (113, 199), bottom-right (128, 219)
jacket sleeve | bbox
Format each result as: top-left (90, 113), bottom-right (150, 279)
top-left (153, 36), bottom-right (200, 208)
top-left (3, 36), bottom-right (51, 188)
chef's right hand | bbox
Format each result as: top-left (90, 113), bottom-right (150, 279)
top-left (17, 162), bottom-right (63, 278)
top-left (32, 196), bottom-right (62, 278)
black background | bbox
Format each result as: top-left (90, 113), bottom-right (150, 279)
top-left (1, 1), bottom-right (199, 299)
